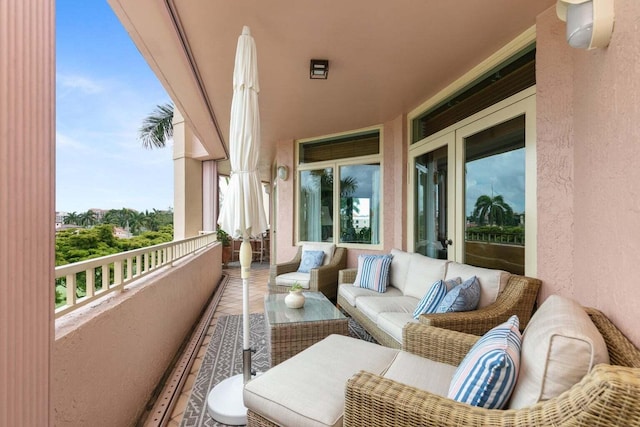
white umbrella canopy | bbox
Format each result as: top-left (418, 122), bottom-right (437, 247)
top-left (218, 25), bottom-right (268, 240)
top-left (209, 26), bottom-right (268, 425)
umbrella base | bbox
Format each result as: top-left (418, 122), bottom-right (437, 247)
top-left (207, 374), bottom-right (247, 425)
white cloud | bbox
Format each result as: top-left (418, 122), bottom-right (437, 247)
top-left (56, 131), bottom-right (90, 151)
top-left (57, 74), bottom-right (104, 94)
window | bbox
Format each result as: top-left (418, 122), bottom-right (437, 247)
top-left (297, 129), bottom-right (382, 246)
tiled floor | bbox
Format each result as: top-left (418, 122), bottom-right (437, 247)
top-left (167, 261), bottom-right (271, 427)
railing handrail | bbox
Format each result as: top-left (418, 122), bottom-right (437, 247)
top-left (55, 232), bottom-right (219, 318)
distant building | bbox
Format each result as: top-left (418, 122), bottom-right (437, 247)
top-left (114, 226), bottom-right (132, 239)
top-left (89, 208), bottom-right (108, 222)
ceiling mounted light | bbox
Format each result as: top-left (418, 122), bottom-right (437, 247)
top-left (556, 0), bottom-right (614, 49)
top-left (310, 59), bottom-right (329, 79)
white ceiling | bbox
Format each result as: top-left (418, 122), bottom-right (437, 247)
top-left (108, 0), bottom-right (556, 179)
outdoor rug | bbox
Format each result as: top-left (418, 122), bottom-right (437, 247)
top-left (180, 312), bottom-right (375, 427)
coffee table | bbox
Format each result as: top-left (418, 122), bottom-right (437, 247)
top-left (264, 291), bottom-right (349, 366)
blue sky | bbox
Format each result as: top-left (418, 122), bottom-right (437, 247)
top-left (56, 1), bottom-right (173, 213)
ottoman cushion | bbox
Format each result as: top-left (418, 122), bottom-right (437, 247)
top-left (244, 334), bottom-right (399, 427)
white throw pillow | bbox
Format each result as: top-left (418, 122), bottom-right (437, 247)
top-left (508, 295), bottom-right (609, 409)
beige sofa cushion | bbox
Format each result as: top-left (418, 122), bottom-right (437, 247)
top-left (301, 242), bottom-right (336, 266)
top-left (384, 351), bottom-right (458, 396)
top-left (389, 248), bottom-right (413, 293)
top-left (445, 262), bottom-right (510, 309)
top-left (244, 334), bottom-right (399, 427)
top-left (338, 283), bottom-right (403, 307)
top-left (403, 254), bottom-right (449, 299)
top-left (508, 295), bottom-right (609, 409)
top-left (377, 312), bottom-right (418, 344)
top-left (357, 296), bottom-right (419, 324)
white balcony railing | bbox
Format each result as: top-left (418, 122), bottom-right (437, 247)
top-left (55, 232), bottom-right (219, 318)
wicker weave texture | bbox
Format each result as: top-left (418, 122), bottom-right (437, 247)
top-left (266, 316), bottom-right (349, 366)
top-left (344, 308), bottom-right (640, 427)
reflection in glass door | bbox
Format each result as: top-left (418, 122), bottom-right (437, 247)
top-left (414, 145), bottom-right (449, 259)
top-left (462, 116), bottom-right (526, 274)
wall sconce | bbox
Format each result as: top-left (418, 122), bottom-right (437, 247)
top-left (310, 59), bottom-right (329, 79)
top-left (277, 165), bottom-right (289, 181)
top-left (556, 0), bottom-right (614, 49)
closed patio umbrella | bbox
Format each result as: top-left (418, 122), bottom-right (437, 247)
top-left (208, 25), bottom-right (268, 425)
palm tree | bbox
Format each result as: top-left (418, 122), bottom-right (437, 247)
top-left (63, 212), bottom-right (80, 225)
top-left (78, 210), bottom-right (97, 227)
top-left (472, 194), bottom-right (514, 226)
top-left (139, 103), bottom-right (174, 149)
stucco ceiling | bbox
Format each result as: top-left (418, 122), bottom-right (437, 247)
top-left (108, 0), bottom-right (556, 179)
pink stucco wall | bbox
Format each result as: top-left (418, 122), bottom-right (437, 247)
top-left (536, 1), bottom-right (640, 346)
top-left (53, 244), bottom-right (222, 426)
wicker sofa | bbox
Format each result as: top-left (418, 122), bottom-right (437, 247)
top-left (244, 296), bottom-right (640, 427)
top-left (337, 248), bottom-right (541, 348)
top-left (269, 243), bottom-right (347, 301)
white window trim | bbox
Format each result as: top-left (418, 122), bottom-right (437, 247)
top-left (295, 125), bottom-right (384, 249)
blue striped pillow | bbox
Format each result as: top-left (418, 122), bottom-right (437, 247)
top-left (412, 277), bottom-right (461, 319)
top-left (448, 315), bottom-right (521, 409)
top-left (353, 254), bottom-right (393, 293)
top-left (436, 275), bottom-right (480, 313)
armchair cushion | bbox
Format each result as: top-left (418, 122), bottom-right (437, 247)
top-left (353, 254), bottom-right (393, 293)
top-left (301, 242), bottom-right (336, 266)
top-left (275, 272), bottom-right (311, 289)
top-left (436, 276), bottom-right (480, 313)
top-left (448, 315), bottom-right (521, 409)
top-left (508, 295), bottom-right (609, 409)
top-left (297, 250), bottom-right (325, 273)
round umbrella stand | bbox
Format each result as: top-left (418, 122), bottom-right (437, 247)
top-left (207, 242), bottom-right (254, 425)
top-left (206, 374), bottom-right (247, 425)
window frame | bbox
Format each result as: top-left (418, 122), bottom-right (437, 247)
top-left (295, 126), bottom-right (384, 249)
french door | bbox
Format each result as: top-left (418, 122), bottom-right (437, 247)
top-left (409, 90), bottom-right (536, 276)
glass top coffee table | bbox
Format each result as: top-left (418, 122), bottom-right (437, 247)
top-left (264, 291), bottom-right (349, 366)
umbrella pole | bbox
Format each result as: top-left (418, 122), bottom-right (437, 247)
top-left (239, 238), bottom-right (253, 383)
top-left (206, 238), bottom-right (253, 425)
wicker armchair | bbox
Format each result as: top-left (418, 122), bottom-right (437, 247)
top-left (269, 246), bottom-right (347, 300)
top-left (343, 308), bottom-right (640, 427)
top-left (338, 269), bottom-right (541, 347)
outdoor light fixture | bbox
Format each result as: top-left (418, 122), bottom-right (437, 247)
top-left (310, 59), bottom-right (329, 79)
top-left (556, 0), bottom-right (614, 49)
top-left (277, 165), bottom-right (289, 181)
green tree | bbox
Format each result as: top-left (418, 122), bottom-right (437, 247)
top-left (472, 194), bottom-right (514, 226)
top-left (78, 210), bottom-right (97, 227)
top-left (139, 103), bottom-right (174, 149)
top-left (64, 211), bottom-right (80, 225)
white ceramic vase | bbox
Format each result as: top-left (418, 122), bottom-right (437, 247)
top-left (284, 290), bottom-right (305, 309)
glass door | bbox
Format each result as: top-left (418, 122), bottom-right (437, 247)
top-left (411, 133), bottom-right (454, 259)
top-left (410, 90), bottom-right (536, 274)
top-left (454, 94), bottom-right (536, 275)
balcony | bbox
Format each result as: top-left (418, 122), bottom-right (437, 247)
top-left (53, 235), bottom-right (272, 426)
